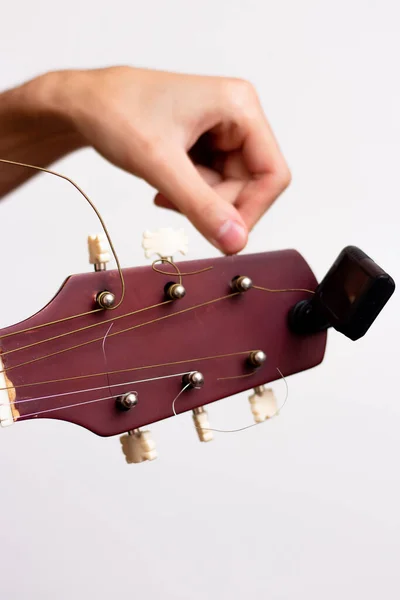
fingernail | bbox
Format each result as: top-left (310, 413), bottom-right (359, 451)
top-left (213, 220), bottom-right (247, 254)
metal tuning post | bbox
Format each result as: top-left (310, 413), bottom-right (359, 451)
top-left (88, 234), bottom-right (111, 271)
top-left (248, 386), bottom-right (278, 423)
top-left (120, 429), bottom-right (157, 464)
top-left (231, 275), bottom-right (253, 293)
top-left (183, 371), bottom-right (205, 389)
top-left (247, 350), bottom-right (267, 368)
top-left (192, 407), bottom-right (213, 442)
top-left (180, 371), bottom-right (211, 442)
top-left (142, 228), bottom-right (189, 299)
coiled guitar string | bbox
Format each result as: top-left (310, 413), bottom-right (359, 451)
top-left (172, 367), bottom-right (288, 434)
top-left (0, 158), bottom-right (126, 311)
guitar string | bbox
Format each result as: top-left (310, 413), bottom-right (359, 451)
top-left (0, 282), bottom-right (314, 373)
top-left (0, 158), bottom-right (126, 309)
top-left (0, 280), bottom-right (312, 356)
top-left (0, 267), bottom-right (312, 347)
top-left (217, 371), bottom-right (256, 381)
top-left (0, 284), bottom-right (312, 342)
top-left (0, 281), bottom-right (313, 421)
top-left (1, 292), bottom-right (239, 373)
top-left (9, 330), bottom-right (263, 417)
top-left (0, 350), bottom-right (256, 393)
top-left (0, 160), bottom-right (315, 389)
top-left (253, 285), bottom-right (315, 294)
top-left (151, 258), bottom-right (213, 284)
top-left (0, 283), bottom-right (313, 344)
top-left (12, 363), bottom-right (284, 422)
top-left (0, 161), bottom-right (316, 398)
top-left (0, 307), bottom-right (103, 339)
top-left (171, 367), bottom-right (285, 417)
top-left (0, 261), bottom-right (214, 355)
top-left (0, 299), bottom-right (172, 356)
top-left (0, 159), bottom-right (302, 431)
top-left (16, 371), bottom-right (192, 420)
top-left (195, 368), bottom-right (289, 434)
top-left (9, 370), bottom-right (193, 406)
top-left (172, 383), bottom-right (191, 416)
top-left (0, 261), bottom-right (213, 343)
top-left (102, 322), bottom-right (114, 401)
top-left (12, 371), bottom-right (191, 407)
top-left (4, 334), bottom-right (280, 419)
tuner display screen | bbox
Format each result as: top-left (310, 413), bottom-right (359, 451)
top-left (319, 254), bottom-right (371, 320)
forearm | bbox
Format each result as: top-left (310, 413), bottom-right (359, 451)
top-left (0, 73), bottom-right (83, 198)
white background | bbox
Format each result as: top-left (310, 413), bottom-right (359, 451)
top-left (0, 1), bottom-right (399, 598)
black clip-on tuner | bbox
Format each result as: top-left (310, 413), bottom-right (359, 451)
top-left (289, 246), bottom-right (395, 341)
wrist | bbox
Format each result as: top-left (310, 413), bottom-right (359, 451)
top-left (0, 71), bottom-right (87, 198)
top-left (13, 71), bottom-right (87, 151)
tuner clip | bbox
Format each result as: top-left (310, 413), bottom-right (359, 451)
top-left (288, 246), bottom-right (395, 341)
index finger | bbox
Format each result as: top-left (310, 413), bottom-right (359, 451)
top-left (235, 113), bottom-right (291, 230)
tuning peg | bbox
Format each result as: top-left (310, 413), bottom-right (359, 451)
top-left (0, 357), bottom-right (15, 427)
top-left (192, 407), bottom-right (213, 442)
top-left (88, 233), bottom-right (111, 271)
top-left (142, 228), bottom-right (188, 261)
top-left (248, 386), bottom-right (278, 423)
top-left (119, 429), bottom-right (157, 464)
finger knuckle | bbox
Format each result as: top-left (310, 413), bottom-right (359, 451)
top-left (268, 162), bottom-right (291, 195)
top-left (141, 135), bottom-right (167, 164)
top-left (276, 165), bottom-right (292, 191)
top-left (224, 78), bottom-right (259, 116)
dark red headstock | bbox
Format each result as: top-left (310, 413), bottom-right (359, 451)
top-left (0, 250), bottom-right (327, 436)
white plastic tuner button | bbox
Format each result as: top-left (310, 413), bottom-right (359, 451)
top-left (248, 386), bottom-right (278, 423)
top-left (192, 407), bottom-right (213, 442)
top-left (88, 233), bottom-right (111, 269)
top-left (120, 429), bottom-right (157, 464)
top-left (142, 228), bottom-right (188, 260)
top-left (0, 356), bottom-right (15, 428)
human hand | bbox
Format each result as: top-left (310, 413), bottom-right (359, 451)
top-left (51, 66), bottom-right (291, 254)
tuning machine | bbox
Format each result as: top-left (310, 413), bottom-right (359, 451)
top-left (142, 228), bottom-right (189, 300)
top-left (142, 227), bottom-right (188, 262)
top-left (248, 386), bottom-right (278, 423)
top-left (88, 233), bottom-right (111, 271)
top-left (192, 407), bottom-right (213, 442)
top-left (120, 429), bottom-right (157, 464)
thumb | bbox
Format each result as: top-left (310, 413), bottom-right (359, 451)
top-left (143, 149), bottom-right (248, 254)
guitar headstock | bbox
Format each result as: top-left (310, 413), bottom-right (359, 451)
top-left (0, 230), bottom-right (394, 464)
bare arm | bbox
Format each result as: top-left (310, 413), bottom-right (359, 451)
top-left (0, 75), bottom-right (83, 196)
top-left (0, 67), bottom-right (291, 254)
